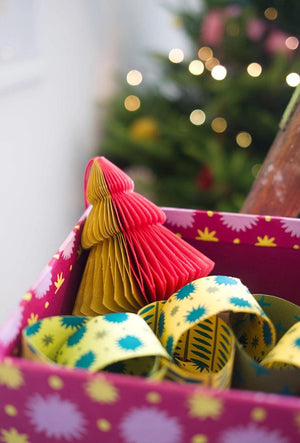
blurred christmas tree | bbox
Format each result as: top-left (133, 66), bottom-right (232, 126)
top-left (100, 0), bottom-right (300, 212)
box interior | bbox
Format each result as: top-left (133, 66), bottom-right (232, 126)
top-left (1, 209), bottom-right (299, 361)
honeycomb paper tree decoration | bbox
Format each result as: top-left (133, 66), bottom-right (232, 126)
top-left (73, 157), bottom-right (214, 315)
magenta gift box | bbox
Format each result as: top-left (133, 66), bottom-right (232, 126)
top-left (0, 207), bottom-right (299, 442)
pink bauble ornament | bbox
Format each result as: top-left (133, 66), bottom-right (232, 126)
top-left (265, 30), bottom-right (289, 54)
top-left (224, 5), bottom-right (241, 18)
top-left (246, 18), bottom-right (266, 41)
top-left (201, 10), bottom-right (224, 46)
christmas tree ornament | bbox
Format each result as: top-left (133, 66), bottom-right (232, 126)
top-left (73, 157), bottom-right (214, 315)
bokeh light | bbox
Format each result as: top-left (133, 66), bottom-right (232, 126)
top-left (285, 36), bottom-right (299, 50)
top-left (169, 48), bottom-right (184, 63)
top-left (236, 131), bottom-right (252, 148)
top-left (189, 60), bottom-right (204, 75)
top-left (124, 95), bottom-right (141, 111)
top-left (205, 57), bottom-right (220, 71)
top-left (190, 109), bottom-right (206, 125)
top-left (286, 73), bottom-right (300, 87)
top-left (211, 117), bottom-right (227, 133)
top-left (247, 62), bottom-right (262, 77)
top-left (264, 7), bottom-right (278, 20)
top-left (211, 65), bottom-right (227, 80)
top-left (198, 46), bottom-right (213, 61)
top-left (126, 70), bottom-right (143, 86)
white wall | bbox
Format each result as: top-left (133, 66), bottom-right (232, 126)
top-left (0, 0), bottom-right (186, 324)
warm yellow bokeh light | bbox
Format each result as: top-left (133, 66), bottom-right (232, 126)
top-left (198, 46), bottom-right (213, 61)
top-left (264, 7), bottom-right (278, 20)
top-left (124, 95), bottom-right (141, 111)
top-left (126, 70), bottom-right (143, 86)
top-left (205, 57), bottom-right (220, 71)
top-left (236, 131), bottom-right (252, 148)
top-left (190, 109), bottom-right (206, 125)
top-left (168, 48), bottom-right (184, 63)
top-left (286, 73), bottom-right (300, 87)
top-left (211, 117), bottom-right (227, 133)
top-left (285, 36), bottom-right (299, 50)
top-left (189, 60), bottom-right (204, 75)
top-left (247, 62), bottom-right (262, 77)
top-left (211, 65), bottom-right (227, 80)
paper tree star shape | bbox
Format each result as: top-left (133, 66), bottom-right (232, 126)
top-left (73, 157), bottom-right (214, 315)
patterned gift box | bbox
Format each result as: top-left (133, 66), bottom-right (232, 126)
top-left (0, 208), bottom-right (299, 442)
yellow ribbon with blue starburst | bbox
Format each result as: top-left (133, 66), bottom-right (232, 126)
top-left (22, 276), bottom-right (300, 394)
top-left (22, 313), bottom-right (170, 376)
top-left (139, 277), bottom-right (300, 393)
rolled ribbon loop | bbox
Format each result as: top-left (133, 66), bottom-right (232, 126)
top-left (22, 276), bottom-right (300, 394)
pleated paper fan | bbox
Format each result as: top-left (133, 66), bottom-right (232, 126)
top-left (73, 157), bottom-right (214, 315)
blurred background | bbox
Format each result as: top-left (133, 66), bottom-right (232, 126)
top-left (0, 0), bottom-right (299, 324)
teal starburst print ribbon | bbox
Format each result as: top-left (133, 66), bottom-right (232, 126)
top-left (22, 313), bottom-right (170, 376)
top-left (22, 276), bottom-right (300, 394)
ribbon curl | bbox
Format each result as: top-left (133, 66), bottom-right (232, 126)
top-left (22, 276), bottom-right (300, 395)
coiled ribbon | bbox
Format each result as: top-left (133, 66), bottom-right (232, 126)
top-left (22, 276), bottom-right (300, 395)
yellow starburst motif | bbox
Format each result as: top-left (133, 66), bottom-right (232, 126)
top-left (0, 428), bottom-right (30, 443)
top-left (195, 227), bottom-right (219, 242)
top-left (23, 293), bottom-right (32, 301)
top-left (27, 313), bottom-right (38, 325)
top-left (0, 362), bottom-right (24, 389)
top-left (187, 392), bottom-right (223, 420)
top-left (251, 407), bottom-right (267, 422)
top-left (85, 376), bottom-right (119, 404)
top-left (255, 235), bottom-right (277, 247)
top-left (54, 272), bottom-right (65, 294)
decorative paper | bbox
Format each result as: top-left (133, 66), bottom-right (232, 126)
top-left (139, 275), bottom-right (269, 387)
top-left (2, 205), bottom-right (299, 441)
top-left (72, 157), bottom-right (214, 315)
top-left (23, 276), bottom-right (300, 394)
top-left (232, 294), bottom-right (300, 394)
top-left (22, 313), bottom-right (170, 376)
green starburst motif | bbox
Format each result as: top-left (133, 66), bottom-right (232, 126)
top-left (207, 286), bottom-right (219, 293)
top-left (170, 306), bottom-right (179, 316)
top-left (41, 334), bottom-right (54, 347)
top-left (95, 330), bottom-right (107, 340)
